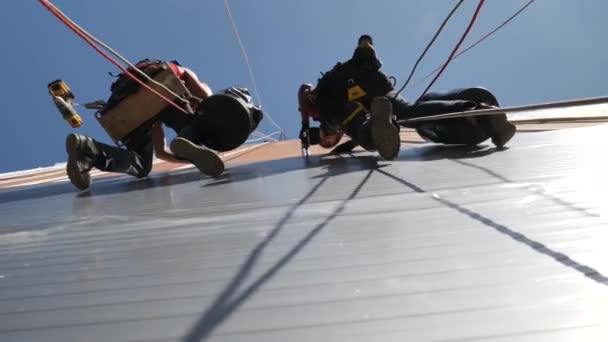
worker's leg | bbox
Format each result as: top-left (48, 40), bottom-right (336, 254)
top-left (155, 105), bottom-right (195, 135)
top-left (414, 118), bottom-right (489, 146)
top-left (342, 99), bottom-right (400, 160)
top-left (101, 131), bottom-right (154, 177)
top-left (168, 87), bottom-right (263, 177)
top-left (389, 90), bottom-right (515, 147)
top-left (65, 131), bottom-right (153, 190)
top-left (150, 105), bottom-right (224, 178)
top-left (168, 123), bottom-right (225, 178)
top-left (370, 97), bottom-right (401, 160)
top-left (415, 88), bottom-right (516, 148)
top-left (343, 102), bottom-right (376, 152)
top-left (424, 87), bottom-right (516, 148)
top-left (389, 91), bottom-right (476, 123)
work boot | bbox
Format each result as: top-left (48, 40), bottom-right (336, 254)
top-left (477, 112), bottom-right (516, 149)
top-left (170, 137), bottom-right (225, 178)
top-left (65, 133), bottom-right (99, 191)
top-left (370, 97), bottom-right (401, 160)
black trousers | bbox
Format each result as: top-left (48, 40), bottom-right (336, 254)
top-left (341, 91), bottom-right (477, 151)
top-left (90, 106), bottom-right (197, 178)
top-left (395, 88), bottom-right (513, 145)
top-left (342, 89), bottom-right (509, 149)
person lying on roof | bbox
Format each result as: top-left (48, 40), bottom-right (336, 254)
top-left (297, 35), bottom-right (516, 157)
top-left (64, 59), bottom-right (263, 191)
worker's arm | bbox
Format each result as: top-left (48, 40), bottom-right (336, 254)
top-left (182, 67), bottom-right (213, 100)
top-left (298, 83), bottom-right (316, 121)
top-left (150, 123), bottom-right (188, 164)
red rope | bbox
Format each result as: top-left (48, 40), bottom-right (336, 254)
top-left (411, 0), bottom-right (536, 90)
top-left (417, 0), bottom-right (485, 102)
top-left (38, 0), bottom-right (188, 114)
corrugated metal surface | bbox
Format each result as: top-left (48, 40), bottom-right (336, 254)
top-left (1, 124), bottom-right (607, 341)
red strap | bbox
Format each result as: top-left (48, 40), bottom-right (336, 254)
top-left (38, 0), bottom-right (188, 114)
top-left (167, 62), bottom-right (184, 78)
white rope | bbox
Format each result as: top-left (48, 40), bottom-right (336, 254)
top-left (45, 1), bottom-right (193, 104)
top-left (223, 0), bottom-right (286, 137)
top-left (249, 130), bottom-right (279, 141)
top-left (245, 131), bottom-right (282, 143)
top-left (400, 95), bottom-right (608, 123)
top-left (251, 130), bottom-right (271, 138)
top-left (510, 116), bottom-right (608, 124)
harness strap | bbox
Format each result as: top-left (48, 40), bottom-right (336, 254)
top-left (341, 101), bottom-right (366, 126)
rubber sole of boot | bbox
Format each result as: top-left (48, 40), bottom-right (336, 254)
top-left (170, 138), bottom-right (225, 178)
top-left (371, 97), bottom-right (400, 160)
top-left (65, 134), bottom-right (91, 191)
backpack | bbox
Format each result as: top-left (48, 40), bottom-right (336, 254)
top-left (223, 86), bottom-right (263, 127)
top-left (192, 86), bottom-right (264, 151)
top-left (315, 56), bottom-right (394, 125)
top-left (102, 58), bottom-right (172, 112)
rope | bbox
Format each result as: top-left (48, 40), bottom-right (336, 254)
top-left (42, 0), bottom-right (195, 105)
top-left (251, 130), bottom-right (274, 138)
top-left (250, 130), bottom-right (280, 142)
top-left (417, 0), bottom-right (485, 102)
top-left (399, 95), bottom-right (608, 124)
top-left (408, 0), bottom-right (537, 91)
top-left (223, 0), bottom-right (286, 138)
top-left (510, 116), bottom-right (608, 125)
top-left (393, 0), bottom-right (465, 98)
top-left (43, 3), bottom-right (195, 102)
top-left (43, 1), bottom-right (276, 144)
top-left (38, 0), bottom-right (189, 114)
top-left (245, 131), bottom-right (283, 143)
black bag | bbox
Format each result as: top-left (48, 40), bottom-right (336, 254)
top-left (192, 86), bottom-right (264, 151)
top-left (223, 86), bottom-right (263, 128)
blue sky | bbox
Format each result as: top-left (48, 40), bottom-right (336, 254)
top-left (0, 0), bottom-right (605, 173)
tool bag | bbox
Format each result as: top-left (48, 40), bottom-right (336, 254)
top-left (190, 86), bottom-right (264, 152)
top-left (95, 60), bottom-right (191, 144)
top-left (102, 59), bottom-right (185, 113)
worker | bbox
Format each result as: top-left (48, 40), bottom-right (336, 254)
top-left (297, 35), bottom-right (515, 156)
top-left (65, 59), bottom-right (263, 190)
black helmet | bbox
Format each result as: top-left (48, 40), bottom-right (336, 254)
top-left (358, 34), bottom-right (374, 46)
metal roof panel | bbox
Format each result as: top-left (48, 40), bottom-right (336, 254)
top-left (1, 124), bottom-right (607, 341)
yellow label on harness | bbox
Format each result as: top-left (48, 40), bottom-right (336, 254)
top-left (347, 85), bottom-right (367, 102)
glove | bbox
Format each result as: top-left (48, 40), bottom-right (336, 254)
top-left (299, 127), bottom-right (321, 146)
top-left (299, 126), bottom-right (309, 147)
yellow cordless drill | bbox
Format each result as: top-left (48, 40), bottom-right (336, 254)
top-left (48, 79), bottom-right (83, 128)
